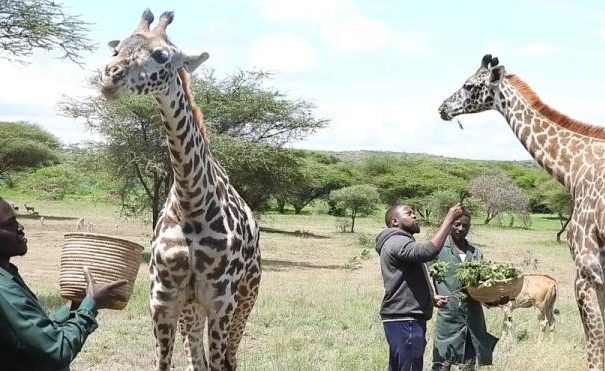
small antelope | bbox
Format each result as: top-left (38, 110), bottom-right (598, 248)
top-left (24, 203), bottom-right (35, 215)
top-left (76, 218), bottom-right (85, 231)
top-left (501, 274), bottom-right (558, 337)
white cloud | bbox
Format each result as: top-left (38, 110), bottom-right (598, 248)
top-left (0, 55), bottom-right (104, 145)
top-left (322, 15), bottom-right (391, 52)
top-left (392, 32), bottom-right (432, 55)
top-left (0, 58), bottom-right (94, 107)
top-left (248, 33), bottom-right (316, 72)
top-left (512, 43), bottom-right (556, 57)
top-left (257, 0), bottom-right (354, 22)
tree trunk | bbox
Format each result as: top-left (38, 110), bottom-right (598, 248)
top-left (556, 214), bottom-right (572, 243)
top-left (277, 198), bottom-right (286, 214)
top-left (294, 205), bottom-right (303, 214)
top-left (350, 210), bottom-right (356, 233)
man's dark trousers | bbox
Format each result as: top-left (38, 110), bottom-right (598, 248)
top-left (383, 319), bottom-right (427, 371)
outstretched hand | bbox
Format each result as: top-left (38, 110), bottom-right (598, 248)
top-left (433, 295), bottom-right (449, 308)
top-left (83, 267), bottom-right (128, 310)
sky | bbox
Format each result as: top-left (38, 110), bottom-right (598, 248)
top-left (2, 0), bottom-right (605, 160)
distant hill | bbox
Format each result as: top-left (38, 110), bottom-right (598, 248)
top-left (314, 149), bottom-right (538, 168)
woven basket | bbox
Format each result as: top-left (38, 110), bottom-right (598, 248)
top-left (59, 233), bottom-right (144, 310)
top-left (466, 276), bottom-right (523, 305)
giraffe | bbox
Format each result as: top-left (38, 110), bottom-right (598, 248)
top-left (438, 54), bottom-right (605, 370)
top-left (100, 9), bottom-right (261, 371)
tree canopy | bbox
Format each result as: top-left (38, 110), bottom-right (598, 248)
top-left (192, 70), bottom-right (329, 146)
top-left (0, 0), bottom-right (94, 63)
top-left (470, 172), bottom-right (530, 224)
top-left (60, 70), bottom-right (328, 225)
top-left (0, 121), bottom-right (60, 175)
top-left (330, 184), bottom-right (380, 232)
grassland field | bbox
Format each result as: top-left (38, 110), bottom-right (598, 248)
top-left (5, 197), bottom-right (585, 370)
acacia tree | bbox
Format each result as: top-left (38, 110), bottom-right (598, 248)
top-left (61, 91), bottom-right (169, 225)
top-left (278, 153), bottom-right (354, 214)
top-left (61, 70), bottom-right (328, 226)
top-left (470, 172), bottom-right (530, 225)
top-left (192, 70), bottom-right (328, 145)
top-left (0, 0), bottom-right (94, 63)
top-left (538, 179), bottom-right (573, 242)
top-left (0, 122), bottom-right (60, 176)
top-left (330, 185), bottom-right (380, 233)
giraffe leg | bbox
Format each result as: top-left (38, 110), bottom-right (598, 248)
top-left (179, 302), bottom-right (208, 371)
top-left (575, 274), bottom-right (604, 370)
top-left (150, 282), bottom-right (182, 371)
top-left (207, 297), bottom-right (237, 371)
top-left (226, 263), bottom-right (261, 370)
top-left (568, 215), bottom-right (605, 370)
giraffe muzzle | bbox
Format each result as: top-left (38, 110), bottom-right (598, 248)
top-left (438, 103), bottom-right (453, 121)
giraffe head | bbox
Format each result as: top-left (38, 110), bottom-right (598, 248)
top-left (101, 9), bottom-right (209, 101)
top-left (438, 54), bottom-right (506, 121)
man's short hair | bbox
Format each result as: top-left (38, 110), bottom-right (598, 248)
top-left (461, 207), bottom-right (472, 218)
top-left (384, 204), bottom-right (404, 227)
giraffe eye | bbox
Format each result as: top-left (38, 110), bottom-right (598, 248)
top-left (151, 50), bottom-right (169, 64)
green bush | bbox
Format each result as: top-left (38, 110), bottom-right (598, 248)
top-left (19, 166), bottom-right (80, 200)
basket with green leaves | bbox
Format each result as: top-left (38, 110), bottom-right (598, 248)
top-left (455, 260), bottom-right (522, 305)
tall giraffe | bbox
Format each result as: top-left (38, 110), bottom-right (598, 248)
top-left (100, 9), bottom-right (261, 371)
top-left (438, 54), bottom-right (605, 370)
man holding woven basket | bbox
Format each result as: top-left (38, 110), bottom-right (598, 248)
top-left (430, 209), bottom-right (498, 371)
top-left (0, 198), bottom-right (127, 371)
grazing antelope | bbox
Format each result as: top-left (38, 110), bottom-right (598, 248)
top-left (501, 274), bottom-right (558, 337)
top-left (76, 218), bottom-right (85, 231)
top-left (8, 201), bottom-right (19, 212)
top-left (24, 203), bottom-right (35, 215)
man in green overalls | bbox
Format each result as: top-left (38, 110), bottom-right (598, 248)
top-left (431, 209), bottom-right (498, 371)
top-left (0, 198), bottom-right (127, 370)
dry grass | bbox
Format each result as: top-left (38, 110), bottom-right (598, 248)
top-left (13, 203), bottom-right (586, 370)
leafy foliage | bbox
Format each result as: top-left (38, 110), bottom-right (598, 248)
top-left (430, 261), bottom-right (451, 283)
top-left (191, 70), bottom-right (329, 146)
top-left (61, 70), bottom-right (327, 226)
top-left (0, 0), bottom-right (94, 63)
top-left (212, 134), bottom-right (302, 210)
top-left (0, 122), bottom-right (60, 175)
top-left (19, 166), bottom-right (79, 200)
top-left (330, 185), bottom-right (380, 232)
top-left (470, 171), bottom-right (530, 224)
top-left (455, 260), bottom-right (521, 288)
top-left (279, 152), bottom-right (354, 214)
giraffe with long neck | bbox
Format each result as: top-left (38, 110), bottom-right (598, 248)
top-left (439, 54), bottom-right (605, 370)
top-left (100, 9), bottom-right (261, 371)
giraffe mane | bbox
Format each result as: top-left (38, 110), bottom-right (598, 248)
top-left (177, 68), bottom-right (209, 144)
top-left (506, 74), bottom-right (605, 140)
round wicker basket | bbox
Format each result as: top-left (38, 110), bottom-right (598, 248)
top-left (466, 275), bottom-right (523, 305)
top-left (59, 233), bottom-right (144, 310)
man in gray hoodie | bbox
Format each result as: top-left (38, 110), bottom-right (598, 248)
top-left (376, 203), bottom-right (464, 371)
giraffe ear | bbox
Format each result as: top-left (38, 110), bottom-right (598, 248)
top-left (175, 52), bottom-right (210, 73)
top-left (489, 65), bottom-right (506, 86)
top-left (108, 40), bottom-right (120, 49)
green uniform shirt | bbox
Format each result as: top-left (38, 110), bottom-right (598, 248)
top-left (0, 264), bottom-right (98, 371)
top-left (431, 237), bottom-right (498, 366)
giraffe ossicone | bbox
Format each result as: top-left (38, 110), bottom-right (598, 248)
top-left (439, 54), bottom-right (605, 371)
top-left (101, 8), bottom-right (262, 371)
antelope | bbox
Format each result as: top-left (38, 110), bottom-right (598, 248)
top-left (501, 274), bottom-right (558, 337)
top-left (24, 203), bottom-right (35, 215)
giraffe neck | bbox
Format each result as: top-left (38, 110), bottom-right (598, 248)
top-left (154, 70), bottom-right (212, 211)
top-left (494, 76), bottom-right (598, 190)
